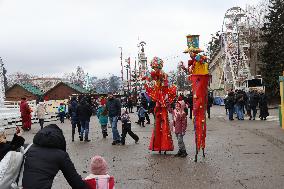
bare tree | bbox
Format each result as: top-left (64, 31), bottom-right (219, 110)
top-left (64, 66), bottom-right (86, 87)
top-left (7, 72), bottom-right (37, 87)
top-left (108, 75), bottom-right (121, 93)
top-left (93, 78), bottom-right (109, 94)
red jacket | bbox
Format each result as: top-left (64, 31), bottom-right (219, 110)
top-left (85, 175), bottom-right (115, 189)
top-left (173, 100), bottom-right (187, 134)
top-left (20, 100), bottom-right (31, 117)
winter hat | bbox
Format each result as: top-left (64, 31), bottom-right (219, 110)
top-left (100, 98), bottom-right (107, 106)
top-left (90, 156), bottom-right (108, 175)
top-left (0, 128), bottom-right (7, 143)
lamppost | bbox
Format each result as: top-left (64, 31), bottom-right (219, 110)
top-left (124, 58), bottom-right (130, 94)
top-left (118, 47), bottom-right (123, 82)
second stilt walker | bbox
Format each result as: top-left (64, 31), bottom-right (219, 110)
top-left (182, 34), bottom-right (210, 162)
top-left (143, 57), bottom-right (176, 154)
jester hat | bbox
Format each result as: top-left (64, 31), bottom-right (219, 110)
top-left (150, 57), bottom-right (164, 70)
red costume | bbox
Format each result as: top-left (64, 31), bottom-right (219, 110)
top-left (182, 34), bottom-right (210, 162)
top-left (191, 75), bottom-right (210, 151)
top-left (143, 57), bottom-right (176, 152)
top-left (20, 99), bottom-right (32, 131)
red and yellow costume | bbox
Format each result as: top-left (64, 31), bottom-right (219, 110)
top-left (143, 57), bottom-right (176, 152)
top-left (183, 35), bottom-right (210, 158)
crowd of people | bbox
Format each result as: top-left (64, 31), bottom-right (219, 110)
top-left (0, 88), bottom-right (271, 188)
top-left (225, 89), bottom-right (269, 121)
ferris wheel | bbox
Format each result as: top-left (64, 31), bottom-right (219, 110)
top-left (221, 7), bottom-right (251, 90)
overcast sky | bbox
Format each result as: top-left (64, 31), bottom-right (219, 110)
top-left (0, 0), bottom-right (261, 78)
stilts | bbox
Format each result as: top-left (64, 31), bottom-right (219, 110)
top-left (195, 136), bottom-right (198, 162)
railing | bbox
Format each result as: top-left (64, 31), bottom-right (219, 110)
top-left (0, 99), bottom-right (69, 129)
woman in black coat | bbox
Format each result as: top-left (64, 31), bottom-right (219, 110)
top-left (22, 124), bottom-right (89, 189)
top-left (259, 90), bottom-right (269, 120)
top-left (0, 127), bottom-right (25, 161)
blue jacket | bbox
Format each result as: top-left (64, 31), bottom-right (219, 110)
top-left (138, 107), bottom-right (146, 118)
top-left (97, 106), bottom-right (108, 125)
top-left (58, 105), bottom-right (66, 114)
top-left (68, 100), bottom-right (79, 121)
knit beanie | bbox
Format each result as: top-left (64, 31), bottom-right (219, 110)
top-left (90, 156), bottom-right (108, 175)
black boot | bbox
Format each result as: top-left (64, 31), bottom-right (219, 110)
top-left (103, 132), bottom-right (107, 138)
top-left (180, 150), bottom-right (188, 157)
top-left (174, 150), bottom-right (182, 157)
top-left (72, 128), bottom-right (75, 142)
top-left (85, 137), bottom-right (91, 142)
top-left (79, 136), bottom-right (83, 141)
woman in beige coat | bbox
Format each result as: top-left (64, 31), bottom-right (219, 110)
top-left (36, 99), bottom-right (47, 129)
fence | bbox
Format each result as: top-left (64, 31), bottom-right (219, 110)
top-left (0, 99), bottom-right (69, 129)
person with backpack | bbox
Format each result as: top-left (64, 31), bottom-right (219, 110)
top-left (141, 93), bottom-right (150, 124)
top-left (0, 127), bottom-right (25, 161)
top-left (58, 103), bottom-right (66, 123)
top-left (97, 100), bottom-right (109, 138)
top-left (68, 97), bottom-right (81, 142)
top-left (84, 155), bottom-right (115, 189)
top-left (22, 124), bottom-right (89, 189)
top-left (137, 105), bottom-right (146, 127)
top-left (35, 98), bottom-right (46, 130)
top-left (77, 97), bottom-right (93, 142)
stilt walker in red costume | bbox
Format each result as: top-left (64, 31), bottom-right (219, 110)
top-left (181, 35), bottom-right (210, 162)
top-left (143, 57), bottom-right (176, 154)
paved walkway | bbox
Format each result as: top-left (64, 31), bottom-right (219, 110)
top-left (6, 106), bottom-right (284, 189)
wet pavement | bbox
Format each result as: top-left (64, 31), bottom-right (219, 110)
top-left (6, 106), bottom-right (284, 189)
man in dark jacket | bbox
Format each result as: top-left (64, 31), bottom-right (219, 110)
top-left (77, 97), bottom-right (93, 142)
top-left (187, 92), bottom-right (193, 119)
top-left (68, 97), bottom-right (81, 142)
top-left (207, 92), bottom-right (214, 119)
top-left (141, 93), bottom-right (150, 124)
top-left (235, 90), bottom-right (245, 120)
top-left (226, 91), bottom-right (235, 120)
top-left (247, 89), bottom-right (259, 120)
top-left (22, 124), bottom-right (89, 189)
top-left (127, 97), bottom-right (134, 113)
top-left (106, 92), bottom-right (121, 145)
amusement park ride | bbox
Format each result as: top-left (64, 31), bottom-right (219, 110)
top-left (211, 7), bottom-right (263, 92)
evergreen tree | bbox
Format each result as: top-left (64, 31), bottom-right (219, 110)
top-left (261, 0), bottom-right (284, 97)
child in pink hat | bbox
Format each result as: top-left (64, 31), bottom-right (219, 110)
top-left (85, 156), bottom-right (115, 189)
